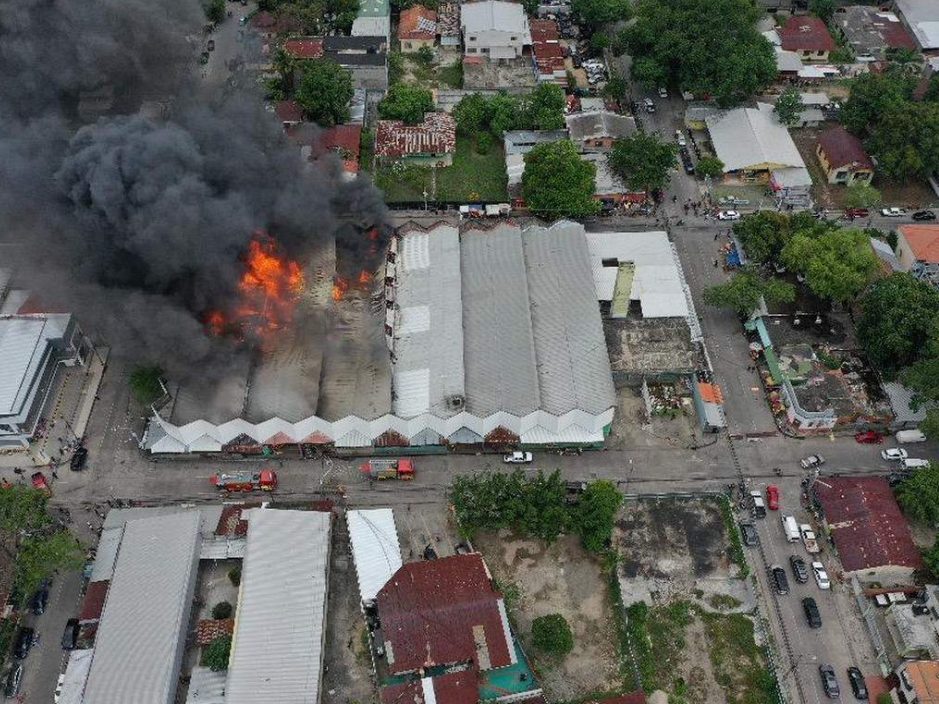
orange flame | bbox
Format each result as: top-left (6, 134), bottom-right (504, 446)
top-left (331, 276), bottom-right (349, 302)
top-left (357, 270), bottom-right (371, 285)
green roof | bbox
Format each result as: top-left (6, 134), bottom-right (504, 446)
top-left (357, 0), bottom-right (389, 19)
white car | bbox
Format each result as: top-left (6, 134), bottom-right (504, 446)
top-left (881, 207), bottom-right (904, 217)
top-left (882, 448), bottom-right (909, 461)
top-left (658, 87), bottom-right (668, 98)
top-left (503, 451), bottom-right (533, 464)
top-left (800, 454), bottom-right (825, 469)
top-left (718, 210), bottom-right (740, 221)
top-left (812, 561), bottom-right (831, 590)
top-left (675, 129), bottom-right (687, 147)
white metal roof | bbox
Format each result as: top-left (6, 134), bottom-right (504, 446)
top-left (225, 509), bottom-right (332, 704)
top-left (706, 103), bottom-right (805, 172)
top-left (460, 0), bottom-right (530, 35)
top-left (0, 315), bottom-right (67, 416)
top-left (896, 0), bottom-right (939, 48)
top-left (82, 512), bottom-right (201, 704)
top-left (347, 509), bottom-right (402, 604)
top-left (184, 668), bottom-right (227, 704)
top-left (57, 649), bottom-right (93, 704)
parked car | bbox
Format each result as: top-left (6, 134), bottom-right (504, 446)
top-left (847, 667), bottom-right (868, 700)
top-left (740, 522), bottom-right (759, 546)
top-left (813, 561), bottom-right (831, 590)
top-left (675, 129), bottom-right (686, 147)
top-left (803, 597), bottom-right (822, 628)
top-left (658, 87), bottom-right (668, 98)
top-left (207, 39), bottom-right (215, 51)
top-left (717, 210), bottom-right (740, 221)
top-left (854, 431), bottom-right (882, 444)
top-left (70, 446), bottom-right (88, 471)
top-left (819, 664), bottom-right (840, 698)
top-left (912, 210), bottom-right (936, 221)
top-left (881, 447), bottom-right (909, 461)
top-left (750, 490), bottom-right (766, 518)
top-left (844, 207), bottom-right (869, 219)
top-left (32, 582), bottom-right (49, 615)
top-left (881, 207), bottom-right (904, 217)
top-left (800, 454), bottom-right (825, 469)
top-left (3, 663), bottom-right (23, 698)
top-left (61, 618), bottom-right (79, 650)
top-left (902, 458), bottom-right (931, 470)
top-left (643, 98), bottom-right (655, 113)
top-left (13, 627), bottom-right (34, 659)
top-left (503, 451), bottom-right (533, 464)
top-left (766, 485), bottom-right (779, 511)
top-left (790, 555), bottom-right (808, 583)
top-left (770, 565), bottom-right (790, 595)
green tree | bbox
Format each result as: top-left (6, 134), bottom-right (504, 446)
top-left (228, 567), bottom-right (241, 586)
top-left (732, 211), bottom-right (793, 264)
top-left (921, 408), bottom-right (939, 441)
top-left (773, 88), bottom-right (805, 127)
top-left (843, 181), bottom-right (882, 209)
top-left (531, 614), bottom-right (574, 655)
top-left (520, 83), bottom-right (566, 131)
top-left (295, 60), bottom-right (353, 127)
top-left (897, 465), bottom-right (939, 524)
top-left (570, 0), bottom-right (631, 30)
top-left (212, 601), bottom-right (233, 619)
top-left (0, 485), bottom-right (50, 535)
top-left (201, 635), bottom-right (232, 671)
top-left (925, 74), bottom-right (939, 103)
top-left (703, 268), bottom-right (796, 317)
top-left (574, 480), bottom-right (622, 553)
top-left (781, 227), bottom-right (879, 302)
top-left (868, 102), bottom-right (939, 181)
top-left (378, 84), bottom-right (435, 125)
top-left (14, 531), bottom-right (84, 606)
top-left (924, 536), bottom-right (939, 578)
top-left (624, 0), bottom-right (776, 107)
top-left (695, 156), bottom-right (724, 180)
top-left (858, 274), bottom-right (939, 375)
top-left (809, 0), bottom-right (835, 22)
top-left (840, 71), bottom-right (915, 136)
top-left (488, 93), bottom-right (521, 136)
top-left (416, 45), bottom-right (435, 66)
top-left (129, 366), bottom-right (164, 406)
top-left (204, 0), bottom-right (225, 23)
top-left (452, 93), bottom-right (492, 134)
top-left (607, 132), bottom-right (677, 193)
top-left (522, 140), bottom-right (599, 218)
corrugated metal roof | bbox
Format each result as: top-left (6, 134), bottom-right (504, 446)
top-left (460, 0), bottom-right (530, 35)
top-left (184, 667), bottom-right (227, 704)
top-left (347, 509), bottom-right (402, 604)
top-left (225, 509), bottom-right (332, 704)
top-left (82, 512), bottom-right (201, 704)
top-left (0, 316), bottom-right (60, 416)
top-left (58, 649), bottom-right (93, 704)
top-left (706, 103), bottom-right (805, 172)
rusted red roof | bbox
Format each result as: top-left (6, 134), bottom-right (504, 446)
top-left (274, 100), bottom-right (303, 124)
top-left (779, 16), bottom-right (836, 53)
top-left (817, 125), bottom-right (874, 171)
top-left (531, 19), bottom-right (565, 77)
top-left (196, 618), bottom-right (235, 646)
top-left (399, 5), bottom-right (437, 41)
top-left (283, 38), bottom-right (324, 60)
top-left (380, 670), bottom-right (479, 704)
top-left (318, 124), bottom-right (363, 174)
top-left (215, 505), bottom-right (254, 537)
top-left (376, 553), bottom-right (514, 674)
top-left (79, 580), bottom-right (110, 622)
top-left (815, 476), bottom-right (922, 573)
top-left (375, 112), bottom-right (456, 159)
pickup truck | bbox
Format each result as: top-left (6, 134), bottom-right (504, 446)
top-left (799, 523), bottom-right (820, 554)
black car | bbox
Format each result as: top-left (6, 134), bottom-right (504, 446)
top-left (790, 555), bottom-right (809, 583)
top-left (3, 663), bottom-right (23, 698)
top-left (820, 664), bottom-right (840, 699)
top-left (70, 447), bottom-right (88, 472)
top-left (913, 210), bottom-right (937, 221)
top-left (32, 583), bottom-right (49, 615)
top-left (13, 627), bottom-right (34, 659)
top-left (802, 597), bottom-right (822, 628)
top-left (740, 522), bottom-right (759, 546)
top-left (61, 618), bottom-right (79, 650)
top-left (770, 565), bottom-right (790, 595)
top-left (847, 667), bottom-right (868, 700)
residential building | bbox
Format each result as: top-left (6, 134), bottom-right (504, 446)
top-left (503, 129), bottom-right (569, 190)
top-left (461, 1), bottom-right (532, 60)
top-left (893, 660), bottom-right (939, 702)
top-left (816, 125), bottom-right (875, 185)
top-left (565, 110), bottom-right (636, 152)
top-left (375, 112), bottom-right (457, 166)
top-left (273, 100), bottom-right (303, 128)
top-left (897, 224), bottom-right (939, 287)
top-left (884, 591), bottom-right (939, 661)
top-left (437, 2), bottom-right (461, 46)
top-left (833, 6), bottom-right (917, 61)
top-left (778, 15), bottom-right (837, 61)
top-left (380, 671), bottom-right (480, 704)
top-left (581, 153), bottom-right (645, 205)
top-left (249, 11), bottom-right (302, 39)
top-left (398, 5), bottom-right (437, 53)
top-left (814, 476), bottom-right (922, 583)
top-left (896, 0), bottom-right (939, 52)
top-left (530, 19), bottom-right (566, 84)
top-left (347, 508), bottom-right (402, 607)
top-left (283, 36), bottom-right (388, 91)
top-left (315, 124), bottom-right (363, 179)
top-left (352, 0), bottom-right (390, 41)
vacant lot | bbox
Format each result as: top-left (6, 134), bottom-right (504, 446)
top-left (474, 531), bottom-right (620, 701)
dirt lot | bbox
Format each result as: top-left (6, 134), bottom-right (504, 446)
top-left (606, 387), bottom-right (698, 451)
top-left (474, 531), bottom-right (620, 701)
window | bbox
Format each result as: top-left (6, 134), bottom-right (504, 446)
top-left (817, 50), bottom-right (824, 56)
top-left (834, 170), bottom-right (847, 181)
top-left (467, 47), bottom-right (476, 53)
top-left (481, 47), bottom-right (489, 53)
top-left (469, 35), bottom-right (476, 41)
top-left (601, 258), bottom-right (619, 267)
top-left (511, 36), bottom-right (517, 40)
top-left (404, 42), bottom-right (411, 49)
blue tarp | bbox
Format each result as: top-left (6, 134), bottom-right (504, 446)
top-left (725, 247), bottom-right (742, 268)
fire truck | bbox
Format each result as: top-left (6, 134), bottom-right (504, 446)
top-left (210, 468), bottom-right (278, 492)
top-left (360, 458), bottom-right (414, 481)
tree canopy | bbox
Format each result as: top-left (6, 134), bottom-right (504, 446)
top-left (866, 102), bottom-right (939, 181)
top-left (295, 60), bottom-right (353, 127)
top-left (573, 480), bottom-right (622, 553)
top-left (695, 156), bottom-right (724, 180)
top-left (378, 84), bottom-right (435, 125)
top-left (897, 465), bottom-right (939, 524)
top-left (857, 274), bottom-right (939, 375)
top-left (773, 88), bottom-right (805, 127)
top-left (624, 0), bottom-right (776, 107)
top-left (780, 227), bottom-right (879, 302)
top-left (201, 635), bottom-right (233, 671)
top-left (571, 0), bottom-right (631, 30)
top-left (258, 0), bottom-right (359, 34)
top-left (840, 71), bottom-right (915, 136)
top-left (14, 531), bottom-right (84, 605)
top-left (606, 132), bottom-right (677, 193)
top-left (522, 140), bottom-right (599, 219)
top-left (452, 86), bottom-right (566, 138)
top-left (703, 267), bottom-right (795, 317)
top-left (843, 181), bottom-right (882, 209)
top-left (531, 614), bottom-right (574, 656)
top-left (204, 0), bottom-right (225, 23)
top-left (809, 0), bottom-right (835, 22)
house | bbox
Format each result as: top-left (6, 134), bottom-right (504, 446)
top-left (375, 112), bottom-right (457, 166)
top-left (833, 6), bottom-right (917, 61)
top-left (796, 92), bottom-right (828, 128)
top-left (816, 125), bottom-right (875, 185)
top-left (398, 5), bottom-right (437, 53)
top-left (565, 111), bottom-right (636, 152)
top-left (503, 129), bottom-right (569, 190)
top-left (380, 671), bottom-right (480, 704)
top-left (885, 592), bottom-right (939, 661)
top-left (283, 36), bottom-right (389, 91)
top-left (896, 0), bottom-right (939, 53)
top-left (461, 1), bottom-right (532, 60)
top-left (530, 19), bottom-right (566, 85)
top-left (273, 100), bottom-right (303, 128)
top-left (352, 0), bottom-right (390, 41)
top-left (778, 15), bottom-right (837, 61)
top-left (316, 124), bottom-right (363, 179)
top-left (814, 476), bottom-right (922, 583)
top-left (249, 11), bottom-right (302, 39)
top-left (581, 153), bottom-right (642, 205)
top-left (896, 224), bottom-right (939, 287)
top-left (892, 660), bottom-right (939, 702)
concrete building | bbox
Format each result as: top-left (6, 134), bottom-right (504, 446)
top-left (398, 5), bottom-right (437, 53)
top-left (461, 1), bottom-right (532, 60)
top-left (503, 129), bottom-right (569, 190)
top-left (833, 6), bottom-right (917, 61)
top-left (897, 224), bottom-right (939, 288)
top-left (352, 0), bottom-right (390, 42)
top-left (896, 0), bottom-right (939, 53)
top-left (816, 125), bottom-right (875, 186)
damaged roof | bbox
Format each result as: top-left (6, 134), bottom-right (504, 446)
top-left (375, 112), bottom-right (457, 159)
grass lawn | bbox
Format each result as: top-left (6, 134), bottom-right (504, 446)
top-left (702, 610), bottom-right (777, 704)
top-left (400, 53), bottom-right (463, 89)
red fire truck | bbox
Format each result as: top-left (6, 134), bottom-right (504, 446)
top-left (360, 458), bottom-right (414, 481)
top-left (210, 468), bottom-right (278, 492)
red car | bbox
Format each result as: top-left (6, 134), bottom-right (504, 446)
top-left (766, 485), bottom-right (779, 511)
top-left (855, 430), bottom-right (883, 444)
top-left (30, 472), bottom-right (50, 494)
top-left (844, 207), bottom-right (869, 220)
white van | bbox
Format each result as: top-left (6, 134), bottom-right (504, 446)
top-left (902, 458), bottom-right (930, 470)
top-left (782, 514), bottom-right (799, 542)
top-left (896, 429), bottom-right (927, 444)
